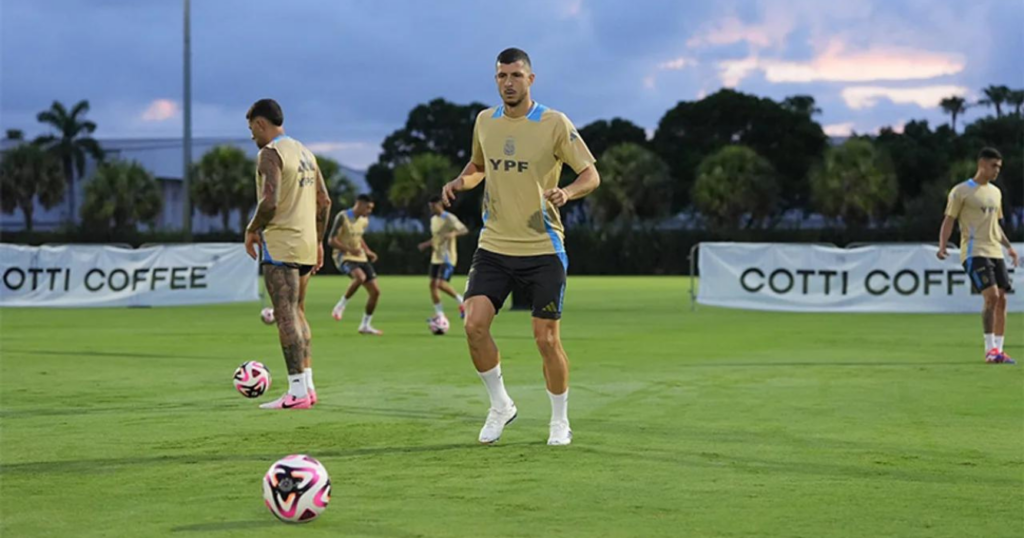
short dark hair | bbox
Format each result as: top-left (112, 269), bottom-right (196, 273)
top-left (246, 99), bottom-right (284, 126)
top-left (978, 147), bottom-right (1003, 161)
top-left (428, 194), bottom-right (442, 204)
top-left (497, 48), bottom-right (531, 69)
top-left (356, 194), bottom-right (374, 204)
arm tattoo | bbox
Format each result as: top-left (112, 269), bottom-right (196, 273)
top-left (315, 166), bottom-right (332, 239)
top-left (247, 148), bottom-right (283, 233)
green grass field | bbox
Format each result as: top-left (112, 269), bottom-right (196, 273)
top-left (1, 276), bottom-right (1021, 538)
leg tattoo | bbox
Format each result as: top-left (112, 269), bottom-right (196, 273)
top-left (264, 265), bottom-right (304, 375)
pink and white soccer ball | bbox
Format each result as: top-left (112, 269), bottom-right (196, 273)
top-left (260, 307), bottom-right (275, 325)
top-left (429, 315), bottom-right (450, 335)
top-left (263, 454), bottom-right (332, 523)
top-left (233, 361), bottom-right (271, 398)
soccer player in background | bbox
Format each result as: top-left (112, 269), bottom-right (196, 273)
top-left (938, 147), bottom-right (1019, 364)
top-left (328, 194), bottom-right (384, 335)
top-left (243, 98), bottom-right (331, 409)
top-left (441, 48), bottom-right (601, 446)
top-left (418, 195), bottom-right (469, 323)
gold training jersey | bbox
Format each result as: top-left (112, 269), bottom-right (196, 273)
top-left (257, 136), bottom-right (318, 266)
top-left (471, 102), bottom-right (596, 257)
top-left (431, 212), bottom-right (468, 265)
top-left (945, 179), bottom-right (1005, 263)
top-left (329, 209), bottom-right (370, 263)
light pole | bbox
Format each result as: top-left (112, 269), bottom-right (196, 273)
top-left (182, 0), bottom-right (193, 237)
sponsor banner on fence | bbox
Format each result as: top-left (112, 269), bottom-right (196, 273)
top-left (0, 243), bottom-right (258, 308)
top-left (697, 242), bottom-right (1024, 313)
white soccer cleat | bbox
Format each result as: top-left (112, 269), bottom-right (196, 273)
top-left (547, 420), bottom-right (572, 446)
top-left (331, 304), bottom-right (345, 321)
top-left (358, 325), bottom-right (383, 336)
top-left (478, 403), bottom-right (517, 444)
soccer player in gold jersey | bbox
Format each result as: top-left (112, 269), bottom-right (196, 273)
top-left (938, 147), bottom-right (1019, 364)
top-left (442, 48), bottom-right (601, 445)
top-left (419, 195), bottom-right (469, 323)
top-left (328, 194), bottom-right (383, 335)
top-left (243, 99), bottom-right (332, 409)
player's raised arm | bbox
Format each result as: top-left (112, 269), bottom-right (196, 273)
top-left (245, 147), bottom-right (283, 259)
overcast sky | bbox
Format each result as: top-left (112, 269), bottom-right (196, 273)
top-left (2, 0), bottom-right (1022, 169)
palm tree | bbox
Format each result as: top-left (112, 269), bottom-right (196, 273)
top-left (587, 143), bottom-right (672, 225)
top-left (979, 85), bottom-right (1011, 117)
top-left (1007, 89), bottom-right (1024, 117)
top-left (939, 96), bottom-right (967, 132)
top-left (35, 100), bottom-right (105, 222)
top-left (692, 145), bottom-right (780, 229)
top-left (810, 139), bottom-right (897, 229)
top-left (191, 145), bottom-right (254, 231)
top-left (0, 143), bottom-right (65, 231)
top-left (389, 153), bottom-right (457, 219)
top-left (81, 161), bottom-right (162, 230)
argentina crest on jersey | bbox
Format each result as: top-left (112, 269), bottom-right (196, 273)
top-left (504, 137), bottom-right (516, 156)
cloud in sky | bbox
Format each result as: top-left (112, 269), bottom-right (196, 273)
top-left (841, 85), bottom-right (968, 110)
top-left (822, 122), bottom-right (855, 137)
top-left (141, 99), bottom-right (179, 122)
top-left (1, 0), bottom-right (1020, 170)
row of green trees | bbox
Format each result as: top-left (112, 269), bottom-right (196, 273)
top-left (365, 86), bottom-right (1022, 234)
top-left (4, 85), bottom-right (1021, 235)
top-left (1, 100), bottom-right (358, 231)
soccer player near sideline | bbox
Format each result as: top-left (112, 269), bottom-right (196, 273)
top-left (243, 98), bottom-right (332, 409)
top-left (441, 48), bottom-right (601, 446)
top-left (328, 194), bottom-right (384, 335)
top-left (938, 147), bottom-right (1019, 364)
top-left (418, 195), bottom-right (469, 322)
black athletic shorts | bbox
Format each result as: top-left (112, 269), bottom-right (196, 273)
top-left (465, 249), bottom-right (567, 320)
top-left (963, 257), bottom-right (1012, 293)
top-left (261, 261), bottom-right (313, 276)
top-left (337, 260), bottom-right (377, 282)
top-left (429, 263), bottom-right (456, 282)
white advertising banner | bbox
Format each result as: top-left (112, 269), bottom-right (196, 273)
top-left (697, 242), bottom-right (1024, 313)
top-left (0, 243), bottom-right (259, 308)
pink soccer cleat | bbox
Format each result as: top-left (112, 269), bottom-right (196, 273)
top-left (985, 348), bottom-right (1015, 364)
top-left (259, 393), bottom-right (312, 410)
top-left (331, 304), bottom-right (345, 321)
top-left (995, 350), bottom-right (1016, 365)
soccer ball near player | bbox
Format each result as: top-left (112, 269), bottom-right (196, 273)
top-left (233, 361), bottom-right (271, 398)
top-left (428, 315), bottom-right (450, 335)
top-left (263, 454), bottom-right (331, 523)
top-left (260, 307), bottom-right (275, 325)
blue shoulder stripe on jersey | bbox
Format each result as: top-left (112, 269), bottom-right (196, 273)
top-left (346, 209), bottom-right (355, 220)
top-left (527, 102), bottom-right (547, 122)
top-left (967, 178), bottom-right (978, 187)
top-left (271, 135), bottom-right (289, 143)
top-left (492, 106), bottom-right (504, 118)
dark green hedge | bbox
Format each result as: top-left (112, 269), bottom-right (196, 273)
top-left (2, 225), bottom-right (952, 276)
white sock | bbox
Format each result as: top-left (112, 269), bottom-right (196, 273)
top-left (336, 296), bottom-right (349, 308)
top-left (994, 335), bottom-right (1005, 351)
top-left (361, 313), bottom-right (372, 328)
top-left (985, 333), bottom-right (996, 351)
top-left (434, 302), bottom-right (444, 315)
top-left (478, 365), bottom-right (513, 410)
top-left (456, 294), bottom-right (464, 304)
top-left (548, 388), bottom-right (569, 424)
top-left (287, 374), bottom-right (308, 398)
top-left (304, 368), bottom-right (315, 391)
